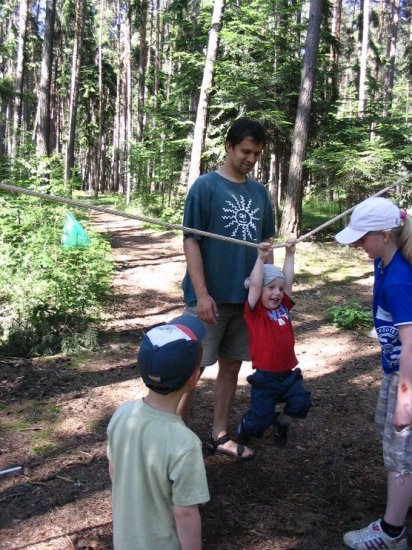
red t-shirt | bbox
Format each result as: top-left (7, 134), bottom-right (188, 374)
top-left (244, 295), bottom-right (298, 373)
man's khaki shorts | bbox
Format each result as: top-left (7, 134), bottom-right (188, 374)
top-left (184, 304), bottom-right (250, 368)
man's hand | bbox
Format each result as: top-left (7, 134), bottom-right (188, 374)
top-left (196, 294), bottom-right (219, 325)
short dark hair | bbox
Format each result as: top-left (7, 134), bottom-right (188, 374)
top-left (225, 117), bottom-right (266, 147)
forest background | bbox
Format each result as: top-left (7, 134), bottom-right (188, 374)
top-left (0, 0), bottom-right (412, 356)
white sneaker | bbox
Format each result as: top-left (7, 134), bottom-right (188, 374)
top-left (343, 520), bottom-right (407, 549)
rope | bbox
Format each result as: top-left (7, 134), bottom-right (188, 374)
top-left (296, 172), bottom-right (412, 244)
top-left (1, 173), bottom-right (411, 250)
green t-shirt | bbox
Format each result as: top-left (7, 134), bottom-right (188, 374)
top-left (182, 171), bottom-right (275, 306)
top-left (107, 400), bottom-right (210, 550)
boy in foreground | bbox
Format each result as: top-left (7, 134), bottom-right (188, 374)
top-left (107, 315), bottom-right (210, 550)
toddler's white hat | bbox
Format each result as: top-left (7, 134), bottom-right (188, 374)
top-left (335, 197), bottom-right (401, 245)
top-left (263, 264), bottom-right (285, 285)
top-left (244, 264), bottom-right (285, 289)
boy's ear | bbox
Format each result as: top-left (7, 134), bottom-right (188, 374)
top-left (186, 367), bottom-right (200, 390)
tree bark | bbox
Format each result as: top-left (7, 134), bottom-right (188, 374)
top-left (329, 0), bottom-right (342, 102)
top-left (64, 0), bottom-right (86, 186)
top-left (124, 1), bottom-right (132, 203)
top-left (137, 0), bottom-right (148, 142)
top-left (12, 0), bottom-right (29, 157)
top-left (358, 0), bottom-right (370, 117)
top-left (96, 0), bottom-right (105, 196)
top-left (279, 0), bottom-right (323, 238)
top-left (382, 0), bottom-right (399, 117)
top-left (187, 0), bottom-right (225, 189)
top-left (35, 0), bottom-right (57, 156)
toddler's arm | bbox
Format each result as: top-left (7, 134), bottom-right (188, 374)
top-left (248, 242), bottom-right (272, 309)
top-left (173, 504), bottom-right (202, 550)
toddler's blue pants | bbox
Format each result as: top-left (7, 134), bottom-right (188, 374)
top-left (241, 368), bottom-right (312, 438)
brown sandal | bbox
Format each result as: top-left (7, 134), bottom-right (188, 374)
top-left (208, 433), bottom-right (255, 461)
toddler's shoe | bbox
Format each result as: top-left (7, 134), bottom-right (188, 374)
top-left (272, 413), bottom-right (289, 447)
top-left (236, 419), bottom-right (250, 446)
top-left (343, 519), bottom-right (407, 549)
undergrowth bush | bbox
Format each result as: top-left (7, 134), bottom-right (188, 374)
top-left (130, 191), bottom-right (185, 227)
top-left (0, 183), bottom-right (113, 357)
top-left (327, 300), bottom-right (373, 330)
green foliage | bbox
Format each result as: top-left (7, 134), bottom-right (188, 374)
top-left (327, 301), bottom-right (373, 330)
top-left (0, 183), bottom-right (113, 357)
top-left (31, 443), bottom-right (56, 457)
top-left (301, 197), bottom-right (341, 236)
top-left (61, 326), bottom-right (99, 354)
top-left (129, 191), bottom-right (185, 228)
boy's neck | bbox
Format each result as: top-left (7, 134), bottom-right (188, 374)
top-left (143, 389), bottom-right (184, 415)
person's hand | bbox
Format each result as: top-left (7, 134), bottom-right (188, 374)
top-left (393, 403), bottom-right (412, 432)
top-left (196, 294), bottom-right (219, 325)
top-left (284, 238), bottom-right (296, 255)
top-left (257, 241), bottom-right (272, 261)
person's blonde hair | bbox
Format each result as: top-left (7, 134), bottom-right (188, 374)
top-left (391, 213), bottom-right (412, 265)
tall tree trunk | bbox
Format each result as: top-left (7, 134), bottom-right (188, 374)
top-left (12, 0), bottom-right (29, 158)
top-left (35, 0), bottom-right (57, 156)
top-left (382, 0), bottom-right (399, 117)
top-left (358, 0), bottom-right (370, 117)
top-left (408, 3), bottom-right (412, 119)
top-left (187, 0), bottom-right (225, 189)
top-left (329, 0), bottom-right (342, 102)
top-left (137, 0), bottom-right (148, 141)
top-left (124, 1), bottom-right (132, 203)
top-left (153, 0), bottom-right (161, 107)
top-left (111, 0), bottom-right (121, 193)
top-left (64, 0), bottom-right (86, 186)
top-left (0, 15), bottom-right (13, 157)
top-left (268, 152), bottom-right (280, 232)
top-left (51, 43), bottom-right (61, 154)
top-left (96, 0), bottom-right (105, 196)
top-left (279, 0), bottom-right (323, 238)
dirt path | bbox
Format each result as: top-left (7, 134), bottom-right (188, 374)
top-left (1, 214), bottom-right (411, 549)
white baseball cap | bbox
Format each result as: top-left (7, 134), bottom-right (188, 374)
top-left (335, 197), bottom-right (401, 244)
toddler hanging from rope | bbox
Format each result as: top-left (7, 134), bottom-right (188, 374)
top-left (237, 240), bottom-right (312, 447)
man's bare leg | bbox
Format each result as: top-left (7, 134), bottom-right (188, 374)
top-left (211, 356), bottom-right (253, 458)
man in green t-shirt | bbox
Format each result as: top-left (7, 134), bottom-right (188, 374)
top-left (180, 118), bottom-right (275, 460)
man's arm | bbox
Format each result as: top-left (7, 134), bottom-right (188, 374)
top-left (173, 504), bottom-right (202, 550)
top-left (393, 324), bottom-right (412, 431)
top-left (184, 237), bottom-right (218, 325)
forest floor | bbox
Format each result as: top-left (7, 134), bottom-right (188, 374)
top-left (1, 212), bottom-right (412, 550)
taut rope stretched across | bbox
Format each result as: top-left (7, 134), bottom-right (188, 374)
top-left (0, 173), bottom-right (411, 249)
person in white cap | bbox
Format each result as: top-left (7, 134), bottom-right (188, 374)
top-left (107, 315), bottom-right (210, 550)
top-left (236, 240), bottom-right (311, 448)
top-left (335, 196), bottom-right (412, 550)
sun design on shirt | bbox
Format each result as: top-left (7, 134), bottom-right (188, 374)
top-left (222, 194), bottom-right (260, 241)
